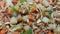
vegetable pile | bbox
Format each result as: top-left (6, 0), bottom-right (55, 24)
top-left (0, 0), bottom-right (60, 34)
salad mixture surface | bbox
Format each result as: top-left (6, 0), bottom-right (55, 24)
top-left (0, 0), bottom-right (60, 34)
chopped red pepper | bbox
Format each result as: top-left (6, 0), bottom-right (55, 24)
top-left (31, 8), bottom-right (36, 13)
top-left (0, 28), bottom-right (8, 34)
top-left (18, 8), bottom-right (22, 13)
top-left (29, 14), bottom-right (35, 21)
top-left (0, 1), bottom-right (6, 8)
top-left (12, 0), bottom-right (18, 4)
top-left (5, 9), bottom-right (11, 15)
top-left (50, 2), bottom-right (56, 6)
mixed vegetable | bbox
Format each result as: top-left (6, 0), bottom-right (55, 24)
top-left (0, 0), bottom-right (60, 34)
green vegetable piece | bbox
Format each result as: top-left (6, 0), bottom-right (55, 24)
top-left (20, 0), bottom-right (25, 3)
top-left (26, 28), bottom-right (33, 34)
top-left (21, 28), bottom-right (33, 34)
top-left (49, 10), bottom-right (53, 14)
top-left (11, 7), bottom-right (16, 12)
top-left (46, 14), bottom-right (51, 19)
top-left (11, 5), bottom-right (19, 12)
top-left (14, 5), bottom-right (19, 11)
